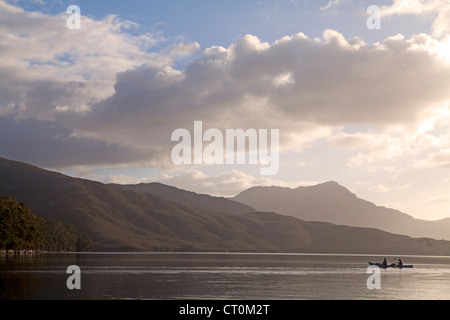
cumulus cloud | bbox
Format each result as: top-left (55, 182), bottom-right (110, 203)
top-left (381, 0), bottom-right (443, 16)
top-left (0, 1), bottom-right (163, 120)
top-left (381, 0), bottom-right (450, 39)
top-left (71, 29), bottom-right (450, 162)
top-left (2, 0), bottom-right (450, 179)
top-left (0, 0), bottom-right (192, 167)
top-left (331, 101), bottom-right (450, 170)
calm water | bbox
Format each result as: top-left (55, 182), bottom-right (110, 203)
top-left (1, 253), bottom-right (450, 300)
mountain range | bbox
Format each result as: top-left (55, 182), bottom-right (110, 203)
top-left (113, 182), bottom-right (255, 214)
top-left (232, 183), bottom-right (450, 241)
top-left (1, 156), bottom-right (450, 255)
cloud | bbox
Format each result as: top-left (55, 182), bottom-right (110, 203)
top-left (326, 100), bottom-right (450, 170)
top-left (381, 0), bottom-right (443, 16)
top-left (428, 149), bottom-right (450, 168)
top-left (155, 169), bottom-right (316, 197)
top-left (104, 174), bottom-right (152, 185)
top-left (76, 29), bottom-right (450, 156)
top-left (381, 0), bottom-right (450, 39)
top-left (330, 129), bottom-right (414, 166)
top-left (0, 0), bottom-right (193, 167)
top-left (2, 0), bottom-right (450, 176)
top-left (0, 115), bottom-right (155, 168)
top-left (369, 183), bottom-right (412, 193)
top-left (162, 42), bottom-right (201, 61)
top-left (0, 0), bottom-right (172, 122)
top-left (320, 0), bottom-right (351, 13)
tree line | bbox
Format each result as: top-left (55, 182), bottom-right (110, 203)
top-left (0, 196), bottom-right (93, 252)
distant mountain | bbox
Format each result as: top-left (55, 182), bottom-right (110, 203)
top-left (232, 182), bottom-right (450, 241)
top-left (1, 157), bottom-right (450, 255)
top-left (112, 182), bottom-right (255, 214)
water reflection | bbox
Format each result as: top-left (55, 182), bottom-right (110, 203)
top-left (1, 253), bottom-right (450, 300)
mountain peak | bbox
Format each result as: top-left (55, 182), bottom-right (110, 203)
top-left (306, 181), bottom-right (354, 195)
top-left (310, 181), bottom-right (347, 189)
top-left (235, 181), bottom-right (353, 200)
top-left (319, 181), bottom-right (340, 187)
top-left (232, 180), bottom-right (450, 241)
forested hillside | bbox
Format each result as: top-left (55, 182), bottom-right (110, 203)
top-left (0, 196), bottom-right (92, 252)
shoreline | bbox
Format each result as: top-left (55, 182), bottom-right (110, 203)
top-left (0, 249), bottom-right (45, 255)
top-left (2, 250), bottom-right (450, 258)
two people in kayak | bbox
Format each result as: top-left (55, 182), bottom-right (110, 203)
top-left (381, 258), bottom-right (403, 267)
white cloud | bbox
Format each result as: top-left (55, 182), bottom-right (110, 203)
top-left (104, 174), bottom-right (152, 185)
top-left (2, 0), bottom-right (450, 189)
top-left (0, 2), bottom-right (161, 120)
top-left (0, 0), bottom-right (192, 123)
top-left (155, 169), bottom-right (314, 197)
top-left (162, 42), bottom-right (201, 61)
top-left (320, 0), bottom-right (351, 12)
top-left (326, 101), bottom-right (450, 170)
top-left (72, 28), bottom-right (450, 166)
top-left (381, 0), bottom-right (443, 16)
top-left (2, 1), bottom-right (450, 220)
top-left (427, 149), bottom-right (450, 168)
top-left (381, 0), bottom-right (450, 39)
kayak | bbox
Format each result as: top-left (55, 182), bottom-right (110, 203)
top-left (369, 262), bottom-right (413, 269)
top-left (369, 262), bottom-right (413, 268)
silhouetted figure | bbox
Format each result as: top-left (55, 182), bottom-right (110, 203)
top-left (398, 259), bottom-right (403, 267)
top-left (382, 258), bottom-right (387, 267)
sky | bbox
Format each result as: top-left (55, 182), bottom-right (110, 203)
top-left (1, 0), bottom-right (450, 221)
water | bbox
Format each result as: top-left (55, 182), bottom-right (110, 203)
top-left (1, 253), bottom-right (450, 300)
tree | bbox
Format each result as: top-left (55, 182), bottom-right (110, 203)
top-left (76, 234), bottom-right (94, 252)
top-left (0, 196), bottom-right (42, 251)
top-left (0, 196), bottom-right (93, 252)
